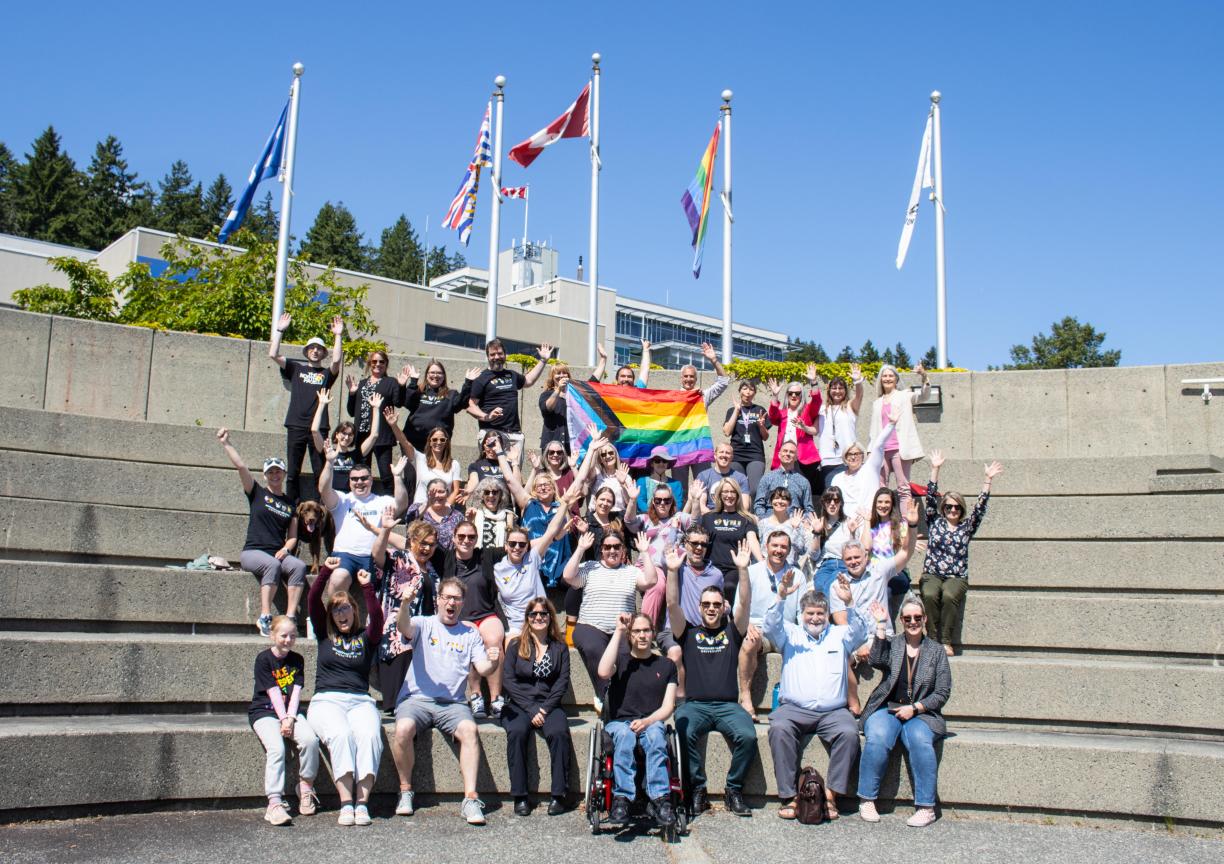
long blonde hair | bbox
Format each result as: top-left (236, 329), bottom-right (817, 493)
top-left (711, 477), bottom-right (752, 519)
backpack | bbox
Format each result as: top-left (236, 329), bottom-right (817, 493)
top-left (795, 766), bottom-right (828, 825)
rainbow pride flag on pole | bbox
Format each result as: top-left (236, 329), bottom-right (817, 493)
top-left (565, 381), bottom-right (715, 469)
top-left (680, 121), bottom-right (721, 278)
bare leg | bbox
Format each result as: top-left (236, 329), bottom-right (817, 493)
top-left (455, 721), bottom-right (481, 797)
top-left (259, 584), bottom-right (275, 617)
top-left (287, 584), bottom-right (304, 619)
top-left (392, 719), bottom-right (416, 791)
top-left (738, 626), bottom-right (761, 719)
top-left (846, 658), bottom-right (862, 715)
top-left (328, 568), bottom-right (352, 596)
top-left (355, 774), bottom-right (375, 805)
top-left (334, 772), bottom-right (354, 805)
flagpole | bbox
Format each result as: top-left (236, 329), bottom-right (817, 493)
top-left (720, 90), bottom-right (733, 365)
top-left (587, 53), bottom-right (601, 367)
top-left (931, 90), bottom-right (947, 369)
top-left (271, 62), bottom-right (303, 341)
top-left (485, 76), bottom-right (506, 342)
top-left (523, 186), bottom-right (529, 244)
top-left (422, 214), bottom-right (429, 287)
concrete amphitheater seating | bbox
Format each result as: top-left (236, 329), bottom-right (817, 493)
top-left (1, 307), bottom-right (1222, 825)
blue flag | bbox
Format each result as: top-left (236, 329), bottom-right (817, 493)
top-left (218, 101), bottom-right (289, 243)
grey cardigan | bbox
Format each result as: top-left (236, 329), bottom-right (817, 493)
top-left (861, 635), bottom-right (952, 738)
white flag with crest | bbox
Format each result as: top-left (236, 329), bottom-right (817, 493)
top-left (896, 111), bottom-right (934, 269)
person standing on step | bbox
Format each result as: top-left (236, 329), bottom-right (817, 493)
top-left (869, 363), bottom-right (929, 506)
top-left (397, 360), bottom-right (478, 452)
top-left (217, 428), bottom-right (308, 637)
top-left (248, 614), bottom-right (321, 826)
top-left (920, 451), bottom-right (1003, 656)
top-left (666, 539), bottom-right (755, 817)
top-left (765, 370), bottom-right (824, 496)
top-left (468, 339), bottom-right (554, 464)
top-left (723, 380), bottom-right (771, 497)
top-left (392, 577), bottom-right (499, 826)
top-left (268, 313), bottom-right (343, 503)
top-left (311, 390), bottom-right (365, 495)
top-left (305, 559), bottom-right (384, 826)
top-left (673, 341), bottom-right (732, 491)
top-left (346, 350), bottom-right (402, 495)
top-left (765, 571), bottom-right (871, 821)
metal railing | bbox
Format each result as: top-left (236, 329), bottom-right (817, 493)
top-left (1181, 377), bottom-right (1224, 403)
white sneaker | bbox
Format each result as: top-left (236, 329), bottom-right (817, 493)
top-left (469, 693), bottom-right (487, 718)
top-left (907, 807), bottom-right (936, 828)
top-left (297, 785), bottom-right (318, 816)
top-left (461, 797), bottom-right (487, 825)
top-left (859, 800), bottom-right (880, 823)
top-left (395, 790), bottom-right (415, 816)
top-left (354, 805), bottom-right (372, 826)
top-left (490, 695), bottom-right (505, 718)
top-left (337, 805), bottom-right (355, 826)
top-left (264, 801), bottom-right (292, 826)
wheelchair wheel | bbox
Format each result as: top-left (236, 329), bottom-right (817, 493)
top-left (674, 803), bottom-right (688, 837)
top-left (588, 799), bottom-right (601, 834)
top-left (583, 722), bottom-right (598, 814)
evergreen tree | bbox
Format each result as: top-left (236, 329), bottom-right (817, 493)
top-left (200, 174), bottom-right (234, 236)
top-left (426, 244), bottom-right (456, 278)
top-left (0, 142), bottom-right (17, 234)
top-left (153, 160), bottom-right (206, 236)
top-left (881, 347), bottom-right (896, 366)
top-left (79, 135), bottom-right (148, 250)
top-left (893, 342), bottom-right (913, 368)
top-left (298, 201), bottom-right (366, 270)
top-left (785, 339), bottom-right (830, 364)
top-left (921, 346), bottom-right (938, 368)
top-left (244, 192), bottom-right (279, 243)
top-left (836, 345), bottom-right (856, 363)
top-left (858, 339), bottom-right (880, 363)
top-left (448, 249), bottom-right (467, 271)
top-left (12, 126), bottom-right (85, 245)
top-left (373, 214), bottom-right (423, 282)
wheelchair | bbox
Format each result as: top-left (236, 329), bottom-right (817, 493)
top-left (584, 713), bottom-right (689, 841)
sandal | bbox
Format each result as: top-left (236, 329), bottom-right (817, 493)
top-left (777, 799), bottom-right (797, 819)
top-left (825, 800), bottom-right (840, 820)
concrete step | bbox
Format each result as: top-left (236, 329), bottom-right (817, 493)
top-left (910, 455), bottom-right (1223, 497)
top-left (974, 493), bottom-right (1224, 540)
top-left (1, 714), bottom-right (1220, 823)
top-left (4, 633), bottom-right (1221, 734)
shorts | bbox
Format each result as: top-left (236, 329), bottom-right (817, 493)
top-left (656, 628), bottom-right (680, 653)
top-left (332, 552), bottom-right (373, 578)
top-left (394, 694), bottom-right (474, 737)
top-left (468, 612), bottom-right (500, 628)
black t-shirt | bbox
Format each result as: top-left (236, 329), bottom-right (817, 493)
top-left (538, 390), bottom-right (569, 450)
top-left (401, 380), bottom-right (471, 450)
top-left (248, 648), bottom-right (306, 724)
top-left (346, 376), bottom-right (402, 446)
top-left (281, 359), bottom-right (337, 430)
top-left (444, 549), bottom-right (498, 621)
top-left (679, 620), bottom-right (742, 703)
top-left (467, 458), bottom-right (504, 483)
top-left (330, 447), bottom-right (369, 493)
top-left (700, 512), bottom-right (758, 593)
top-left (725, 402), bottom-right (770, 464)
top-left (315, 630), bottom-right (376, 694)
top-left (607, 652), bottom-right (677, 721)
top-left (244, 483), bottom-right (295, 553)
top-left (471, 368), bottom-right (526, 432)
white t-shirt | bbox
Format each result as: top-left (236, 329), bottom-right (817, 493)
top-left (493, 548), bottom-right (546, 632)
top-left (575, 561), bottom-right (643, 634)
top-left (413, 452), bottom-right (461, 505)
top-left (828, 558), bottom-right (895, 636)
top-left (817, 407), bottom-right (858, 468)
top-left (330, 491), bottom-right (396, 555)
top-left (400, 615), bottom-right (488, 702)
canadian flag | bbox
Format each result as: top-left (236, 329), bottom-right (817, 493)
top-left (507, 83), bottom-right (591, 168)
top-left (500, 186), bottom-right (528, 200)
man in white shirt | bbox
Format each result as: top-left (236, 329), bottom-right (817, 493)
top-left (764, 570), bottom-right (870, 820)
top-left (320, 451), bottom-right (409, 593)
top-left (738, 529), bottom-right (806, 719)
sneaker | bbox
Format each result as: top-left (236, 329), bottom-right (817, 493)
top-left (907, 807), bottom-right (936, 828)
top-left (264, 801), bottom-right (292, 826)
top-left (354, 805), bottom-right (372, 826)
top-left (725, 788), bottom-right (751, 816)
top-left (337, 805), bottom-right (355, 826)
top-left (395, 789), bottom-right (415, 816)
top-left (691, 786), bottom-right (710, 814)
top-left (592, 695), bottom-right (603, 715)
top-left (257, 614), bottom-right (273, 637)
top-left (859, 800), bottom-right (880, 823)
top-left (468, 693), bottom-right (487, 719)
top-left (608, 796), bottom-right (630, 825)
top-left (650, 796), bottom-right (675, 827)
top-left (297, 784), bottom-right (319, 816)
top-left (461, 797), bottom-right (487, 825)
top-left (490, 695), bottom-right (505, 718)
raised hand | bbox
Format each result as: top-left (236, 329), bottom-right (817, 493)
top-left (355, 569), bottom-right (372, 587)
top-left (324, 556), bottom-right (341, 569)
top-left (396, 365), bottom-right (411, 386)
top-left (577, 531), bottom-right (596, 552)
top-left (691, 479), bottom-right (707, 504)
top-left (640, 338), bottom-right (651, 352)
top-left (392, 455), bottom-right (410, 477)
top-left (615, 464), bottom-right (632, 489)
top-left (382, 405), bottom-right (398, 426)
top-left (528, 450), bottom-right (541, 470)
top-left (905, 498), bottom-right (921, 526)
top-left (380, 505), bottom-right (398, 530)
top-left (777, 568), bottom-right (799, 598)
top-left (537, 344), bottom-right (553, 361)
top-left (215, 428), bottom-right (230, 446)
top-left (574, 517), bottom-right (590, 535)
top-left (730, 538), bottom-right (751, 569)
top-left (929, 448), bottom-right (945, 469)
top-left (596, 343), bottom-right (608, 360)
top-left (316, 388), bottom-right (331, 406)
top-left (806, 362), bottom-right (819, 384)
top-left (324, 441), bottom-right (338, 463)
top-left (368, 392), bottom-right (384, 410)
top-left (869, 600), bottom-right (889, 624)
top-left (766, 377), bottom-right (781, 398)
top-left (833, 572), bottom-right (853, 607)
top-left (330, 315), bottom-right (344, 336)
top-left (277, 312), bottom-right (292, 332)
top-left (701, 341), bottom-right (717, 362)
top-left (346, 374), bottom-right (358, 394)
top-left (405, 363), bottom-right (419, 381)
top-left (465, 367), bottom-right (480, 381)
top-left (507, 443), bottom-right (522, 464)
top-left (915, 362), bottom-right (926, 376)
top-left (847, 513), bottom-right (863, 533)
top-left (849, 362), bottom-right (862, 381)
top-left (664, 545), bottom-right (686, 572)
top-left (615, 612), bottom-right (632, 633)
top-left (984, 461), bottom-right (1004, 481)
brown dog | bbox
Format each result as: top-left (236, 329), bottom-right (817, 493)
top-left (295, 500), bottom-right (334, 573)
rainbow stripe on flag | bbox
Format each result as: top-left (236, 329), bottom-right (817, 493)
top-left (565, 381), bottom-right (715, 468)
top-left (680, 121), bottom-right (721, 278)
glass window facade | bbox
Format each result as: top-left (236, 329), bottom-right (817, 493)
top-left (614, 309), bottom-right (786, 367)
top-left (424, 323), bottom-right (550, 358)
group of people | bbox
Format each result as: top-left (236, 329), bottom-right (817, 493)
top-left (225, 319), bottom-right (1003, 829)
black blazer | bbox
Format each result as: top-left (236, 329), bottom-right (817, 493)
top-left (861, 635), bottom-right (952, 738)
top-left (501, 638), bottom-right (570, 716)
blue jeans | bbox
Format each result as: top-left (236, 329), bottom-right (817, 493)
top-left (605, 720), bottom-right (669, 801)
top-left (813, 557), bottom-right (847, 598)
top-left (856, 709), bottom-right (939, 807)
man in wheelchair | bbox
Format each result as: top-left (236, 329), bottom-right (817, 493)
top-left (665, 538), bottom-right (755, 816)
top-left (596, 611), bottom-right (679, 827)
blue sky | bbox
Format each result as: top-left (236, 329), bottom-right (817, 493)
top-left (3, 2), bottom-right (1221, 369)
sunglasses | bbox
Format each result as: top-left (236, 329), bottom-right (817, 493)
top-left (653, 497), bottom-right (673, 505)
top-left (699, 601), bottom-right (723, 610)
top-left (482, 490), bottom-right (501, 497)
top-left (527, 610), bottom-right (551, 620)
top-left (901, 615), bottom-right (924, 624)
top-left (944, 504), bottom-right (963, 513)
top-left (546, 450), bottom-right (565, 457)
top-left (331, 604), bottom-right (353, 614)
top-left (787, 391), bottom-right (802, 397)
top-left (687, 540), bottom-right (710, 548)
top-left (506, 540), bottom-right (528, 549)
top-left (602, 543), bottom-right (624, 551)
top-left (455, 533), bottom-right (477, 541)
top-left (350, 476), bottom-right (372, 483)
top-left (369, 360), bottom-right (387, 366)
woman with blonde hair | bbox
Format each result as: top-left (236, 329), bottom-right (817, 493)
top-left (817, 363), bottom-right (865, 490)
top-left (538, 362), bottom-right (574, 452)
top-left (699, 477), bottom-right (763, 603)
top-left (868, 363), bottom-right (928, 505)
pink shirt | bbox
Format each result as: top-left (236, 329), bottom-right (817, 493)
top-left (881, 402), bottom-right (900, 451)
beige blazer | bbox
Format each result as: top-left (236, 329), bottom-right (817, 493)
top-left (869, 381), bottom-right (929, 461)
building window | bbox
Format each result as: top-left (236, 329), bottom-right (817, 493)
top-left (424, 323), bottom-right (553, 358)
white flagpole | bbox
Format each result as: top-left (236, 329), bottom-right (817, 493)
top-left (931, 90), bottom-right (947, 368)
top-left (523, 186), bottom-right (529, 244)
top-left (485, 77), bottom-right (506, 342)
top-left (587, 53), bottom-right (602, 367)
top-left (720, 90), bottom-right (733, 365)
top-left (271, 62), bottom-right (303, 340)
top-left (422, 214), bottom-right (429, 287)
